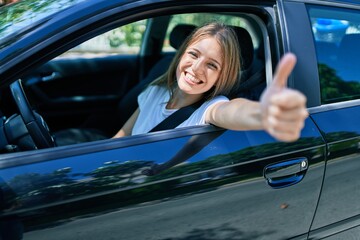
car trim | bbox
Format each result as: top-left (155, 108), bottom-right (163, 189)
top-left (287, 0), bottom-right (360, 9)
top-left (309, 99), bottom-right (360, 114)
top-left (281, 1), bottom-right (322, 107)
top-left (0, 125), bottom-right (224, 169)
top-left (309, 214), bottom-right (360, 239)
top-left (250, 14), bottom-right (274, 87)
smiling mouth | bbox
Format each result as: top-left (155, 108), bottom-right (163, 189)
top-left (185, 72), bottom-right (203, 85)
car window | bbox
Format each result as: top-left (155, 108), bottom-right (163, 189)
top-left (308, 5), bottom-right (360, 104)
top-left (59, 19), bottom-right (147, 58)
top-left (8, 11), bottom-right (269, 152)
top-left (163, 13), bottom-right (259, 52)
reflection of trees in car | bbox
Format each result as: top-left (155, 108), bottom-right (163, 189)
top-left (2, 131), bottom-right (354, 214)
top-left (0, 160), bottom-right (153, 211)
top-left (319, 63), bottom-right (360, 104)
top-left (323, 131), bottom-right (359, 159)
top-left (146, 136), bottom-right (325, 182)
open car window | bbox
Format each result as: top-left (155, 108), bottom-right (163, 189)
top-left (1, 11), bottom-right (269, 153)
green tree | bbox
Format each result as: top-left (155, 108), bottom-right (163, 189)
top-left (107, 20), bottom-right (146, 48)
top-left (318, 64), bottom-right (360, 104)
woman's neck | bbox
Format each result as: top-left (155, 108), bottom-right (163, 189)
top-left (166, 89), bottom-right (203, 109)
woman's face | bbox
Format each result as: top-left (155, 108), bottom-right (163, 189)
top-left (176, 37), bottom-right (223, 96)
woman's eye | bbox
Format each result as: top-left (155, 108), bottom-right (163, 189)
top-left (188, 51), bottom-right (197, 58)
top-left (208, 63), bottom-right (218, 70)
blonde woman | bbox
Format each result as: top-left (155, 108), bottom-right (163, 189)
top-left (114, 22), bottom-right (308, 142)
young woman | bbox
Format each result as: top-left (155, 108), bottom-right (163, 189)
top-left (114, 22), bottom-right (308, 142)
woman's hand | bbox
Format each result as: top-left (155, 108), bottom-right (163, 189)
top-left (260, 53), bottom-right (308, 142)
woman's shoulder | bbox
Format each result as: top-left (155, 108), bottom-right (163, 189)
top-left (197, 95), bottom-right (229, 116)
top-left (143, 84), bottom-right (168, 96)
top-left (203, 95), bottom-right (229, 106)
top-left (138, 84), bottom-right (169, 105)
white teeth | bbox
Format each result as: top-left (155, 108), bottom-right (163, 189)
top-left (186, 73), bottom-right (201, 83)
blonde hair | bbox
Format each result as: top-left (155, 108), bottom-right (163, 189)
top-left (152, 22), bottom-right (241, 100)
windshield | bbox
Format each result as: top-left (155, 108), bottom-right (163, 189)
top-left (0, 0), bottom-right (87, 42)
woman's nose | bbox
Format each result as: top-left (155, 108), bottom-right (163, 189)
top-left (191, 58), bottom-right (204, 73)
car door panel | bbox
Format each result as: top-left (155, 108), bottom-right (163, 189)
top-left (0, 118), bottom-right (325, 239)
top-left (22, 54), bottom-right (139, 130)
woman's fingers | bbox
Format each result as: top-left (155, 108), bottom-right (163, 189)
top-left (268, 105), bottom-right (308, 122)
top-left (264, 90), bottom-right (308, 142)
top-left (264, 115), bottom-right (305, 142)
top-left (270, 89), bottom-right (307, 108)
top-left (260, 53), bottom-right (308, 142)
top-left (272, 53), bottom-right (297, 89)
top-left (266, 110), bottom-right (306, 131)
top-left (266, 126), bottom-right (302, 142)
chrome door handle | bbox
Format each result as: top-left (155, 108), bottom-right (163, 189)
top-left (264, 158), bottom-right (308, 188)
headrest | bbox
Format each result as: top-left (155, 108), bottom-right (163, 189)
top-left (230, 26), bottom-right (254, 70)
top-left (338, 34), bottom-right (360, 60)
top-left (337, 34), bottom-right (360, 81)
top-left (170, 24), bottom-right (196, 49)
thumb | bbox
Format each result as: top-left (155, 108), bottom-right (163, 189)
top-left (272, 53), bottom-right (297, 89)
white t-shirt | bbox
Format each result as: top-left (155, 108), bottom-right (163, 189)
top-left (132, 85), bottom-right (229, 135)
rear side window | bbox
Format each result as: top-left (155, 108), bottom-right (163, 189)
top-left (308, 5), bottom-right (360, 104)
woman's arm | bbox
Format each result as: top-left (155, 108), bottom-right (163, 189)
top-left (206, 53), bottom-right (308, 142)
top-left (206, 98), bottom-right (263, 131)
top-left (113, 108), bottom-right (140, 138)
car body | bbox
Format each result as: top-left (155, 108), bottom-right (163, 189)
top-left (0, 0), bottom-right (359, 239)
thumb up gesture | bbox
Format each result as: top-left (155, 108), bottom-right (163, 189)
top-left (260, 53), bottom-right (308, 142)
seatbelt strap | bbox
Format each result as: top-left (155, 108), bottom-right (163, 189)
top-left (149, 100), bottom-right (204, 132)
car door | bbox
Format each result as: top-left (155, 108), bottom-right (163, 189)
top-left (298, 2), bottom-right (360, 239)
top-left (0, 124), bottom-right (325, 240)
top-left (0, 1), bottom-right (326, 239)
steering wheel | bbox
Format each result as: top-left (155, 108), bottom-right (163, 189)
top-left (10, 80), bottom-right (56, 149)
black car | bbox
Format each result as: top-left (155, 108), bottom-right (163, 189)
top-left (0, 0), bottom-right (359, 239)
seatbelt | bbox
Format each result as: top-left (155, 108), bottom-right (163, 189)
top-left (149, 100), bottom-right (204, 132)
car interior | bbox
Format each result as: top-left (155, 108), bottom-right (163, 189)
top-left (0, 12), bottom-right (269, 152)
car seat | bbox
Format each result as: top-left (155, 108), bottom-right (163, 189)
top-left (228, 26), bottom-right (265, 101)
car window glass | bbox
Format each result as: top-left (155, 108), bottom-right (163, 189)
top-left (163, 13), bottom-right (258, 52)
top-left (0, 0), bottom-right (87, 43)
top-left (58, 19), bottom-right (147, 58)
top-left (308, 5), bottom-right (360, 104)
